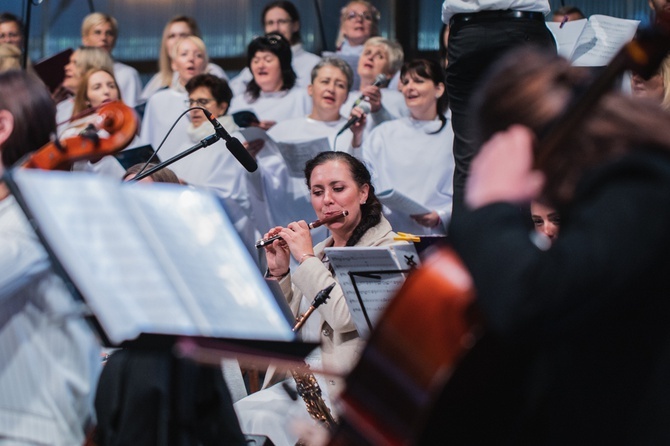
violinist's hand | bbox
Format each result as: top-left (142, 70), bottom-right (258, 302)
top-left (465, 125), bottom-right (545, 209)
top-left (264, 227), bottom-right (291, 277)
top-left (411, 210), bottom-right (441, 228)
top-left (279, 220), bottom-right (315, 265)
top-left (359, 85), bottom-right (382, 112)
top-left (349, 106), bottom-right (368, 148)
top-left (243, 139), bottom-right (265, 159)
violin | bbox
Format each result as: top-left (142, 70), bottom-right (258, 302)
top-left (19, 100), bottom-right (138, 171)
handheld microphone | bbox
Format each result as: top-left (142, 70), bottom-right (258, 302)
top-left (203, 110), bottom-right (258, 172)
top-left (336, 101), bottom-right (371, 137)
top-left (352, 73), bottom-right (388, 108)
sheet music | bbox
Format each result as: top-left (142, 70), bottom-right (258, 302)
top-left (276, 137), bottom-right (332, 177)
top-left (547, 15), bottom-right (639, 67)
top-left (377, 188), bottom-right (431, 216)
top-left (325, 245), bottom-right (419, 338)
top-left (239, 126), bottom-right (271, 144)
top-left (10, 170), bottom-right (294, 345)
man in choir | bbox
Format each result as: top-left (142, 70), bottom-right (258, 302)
top-left (81, 12), bottom-right (142, 107)
top-left (441, 0), bottom-right (556, 210)
top-left (0, 69), bottom-right (102, 445)
top-left (0, 12), bottom-right (23, 49)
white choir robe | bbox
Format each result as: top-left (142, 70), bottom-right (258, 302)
top-left (56, 98), bottom-right (74, 137)
top-left (246, 117), bottom-right (354, 247)
top-left (114, 61), bottom-right (142, 108)
top-left (139, 86), bottom-right (189, 151)
top-left (229, 44), bottom-right (322, 97)
top-left (340, 87), bottom-right (409, 137)
top-left (362, 115), bottom-right (455, 235)
top-left (145, 115), bottom-right (260, 260)
top-left (228, 86), bottom-right (312, 124)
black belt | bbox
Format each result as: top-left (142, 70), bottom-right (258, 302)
top-left (450, 10), bottom-right (545, 26)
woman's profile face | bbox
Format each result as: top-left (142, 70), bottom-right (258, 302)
top-left (63, 51), bottom-right (82, 93)
top-left (309, 159), bottom-right (368, 237)
top-left (171, 39), bottom-right (207, 85)
top-left (251, 50), bottom-right (283, 92)
top-left (165, 21), bottom-right (192, 59)
top-left (630, 72), bottom-right (664, 103)
top-left (86, 70), bottom-right (119, 108)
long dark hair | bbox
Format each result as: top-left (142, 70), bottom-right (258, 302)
top-left (304, 151), bottom-right (382, 247)
top-left (245, 33), bottom-right (296, 101)
top-left (471, 47), bottom-right (670, 206)
top-left (400, 59), bottom-right (448, 133)
top-left (262, 1), bottom-right (302, 44)
top-left (0, 71), bottom-right (55, 167)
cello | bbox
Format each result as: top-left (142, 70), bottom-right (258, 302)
top-left (327, 12), bottom-right (670, 446)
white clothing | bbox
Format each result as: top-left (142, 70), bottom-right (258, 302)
top-left (152, 113), bottom-right (260, 259)
top-left (441, 0), bottom-right (550, 23)
top-left (249, 117), bottom-right (353, 242)
top-left (55, 98), bottom-right (74, 137)
top-left (0, 196), bottom-right (101, 445)
top-left (114, 61), bottom-right (142, 108)
top-left (336, 40), bottom-right (364, 56)
top-left (228, 87), bottom-right (312, 124)
top-left (139, 87), bottom-right (189, 151)
top-left (362, 116), bottom-right (455, 234)
top-left (229, 44), bottom-right (321, 97)
top-left (140, 62), bottom-right (229, 102)
top-left (340, 88), bottom-right (408, 137)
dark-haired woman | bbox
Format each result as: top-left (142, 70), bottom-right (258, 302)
top-left (228, 33), bottom-right (311, 131)
top-left (234, 151), bottom-right (402, 446)
top-left (229, 1), bottom-right (320, 96)
top-left (361, 59), bottom-right (454, 235)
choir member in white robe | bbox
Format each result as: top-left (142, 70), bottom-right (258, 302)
top-left (55, 47), bottom-right (114, 136)
top-left (252, 57), bottom-right (360, 250)
top-left (139, 36), bottom-right (208, 151)
top-left (80, 13), bottom-right (142, 107)
top-left (229, 2), bottom-right (321, 97)
top-left (141, 16), bottom-right (229, 102)
top-left (340, 37), bottom-right (408, 138)
top-left (361, 59), bottom-right (455, 235)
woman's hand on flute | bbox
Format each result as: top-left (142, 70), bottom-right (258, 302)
top-left (264, 226), bottom-right (291, 277)
top-left (280, 220), bottom-right (315, 265)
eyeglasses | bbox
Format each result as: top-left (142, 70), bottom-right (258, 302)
top-left (264, 18), bottom-right (292, 27)
top-left (186, 98), bottom-right (214, 107)
top-left (345, 11), bottom-right (374, 22)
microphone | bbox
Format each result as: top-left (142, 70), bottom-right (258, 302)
top-left (352, 73), bottom-right (388, 108)
top-left (336, 101), bottom-right (371, 137)
top-left (203, 110), bottom-right (258, 172)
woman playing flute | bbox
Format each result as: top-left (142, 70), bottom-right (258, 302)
top-left (234, 151), bottom-right (403, 446)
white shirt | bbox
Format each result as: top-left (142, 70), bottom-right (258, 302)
top-left (114, 61), bottom-right (142, 108)
top-left (441, 0), bottom-right (550, 23)
top-left (229, 44), bottom-right (321, 97)
top-left (139, 87), bottom-right (189, 151)
top-left (362, 116), bottom-right (455, 234)
top-left (0, 195), bottom-right (101, 444)
top-left (228, 87), bottom-right (312, 124)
